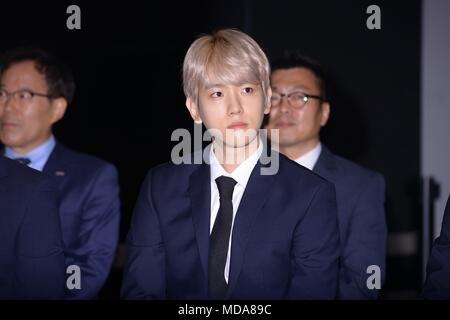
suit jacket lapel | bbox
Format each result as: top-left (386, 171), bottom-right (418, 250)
top-left (43, 143), bottom-right (67, 180)
top-left (0, 155), bottom-right (6, 178)
top-left (188, 162), bottom-right (211, 281)
top-left (188, 141), bottom-right (279, 296)
top-left (226, 152), bottom-right (278, 297)
top-left (0, 157), bottom-right (7, 192)
top-left (313, 145), bottom-right (337, 178)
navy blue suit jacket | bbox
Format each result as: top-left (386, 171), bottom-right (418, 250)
top-left (313, 146), bottom-right (387, 299)
top-left (42, 142), bottom-right (121, 299)
top-left (423, 194), bottom-right (450, 299)
top-left (121, 149), bottom-right (340, 299)
top-left (0, 156), bottom-right (65, 299)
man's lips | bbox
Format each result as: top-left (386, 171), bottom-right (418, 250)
top-left (1, 121), bottom-right (19, 129)
top-left (274, 121), bottom-right (296, 128)
top-left (227, 122), bottom-right (248, 129)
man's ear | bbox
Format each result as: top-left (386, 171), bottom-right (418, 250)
top-left (50, 98), bottom-right (68, 124)
top-left (320, 102), bottom-right (330, 127)
top-left (185, 97), bottom-right (203, 124)
top-left (264, 86), bottom-right (272, 115)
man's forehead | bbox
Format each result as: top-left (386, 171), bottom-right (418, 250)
top-left (271, 70), bottom-right (319, 92)
top-left (271, 83), bottom-right (311, 92)
top-left (1, 61), bottom-right (46, 87)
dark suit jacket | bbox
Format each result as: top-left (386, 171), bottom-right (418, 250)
top-left (423, 194), bottom-right (450, 299)
top-left (42, 142), bottom-right (121, 299)
top-left (121, 149), bottom-right (340, 299)
top-left (313, 146), bottom-right (387, 299)
top-left (0, 156), bottom-right (65, 299)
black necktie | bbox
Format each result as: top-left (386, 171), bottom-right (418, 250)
top-left (14, 157), bottom-right (31, 166)
top-left (209, 175), bottom-right (237, 299)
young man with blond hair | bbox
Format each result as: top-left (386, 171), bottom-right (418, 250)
top-left (121, 29), bottom-right (340, 299)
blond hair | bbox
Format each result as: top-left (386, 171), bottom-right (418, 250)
top-left (182, 29), bottom-right (270, 103)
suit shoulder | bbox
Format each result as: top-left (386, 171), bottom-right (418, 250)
top-left (278, 152), bottom-right (331, 186)
top-left (56, 144), bottom-right (117, 172)
top-left (331, 153), bottom-right (384, 184)
top-left (145, 160), bottom-right (201, 182)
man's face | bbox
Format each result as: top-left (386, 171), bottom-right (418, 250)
top-left (266, 67), bottom-right (329, 149)
top-left (186, 81), bottom-right (271, 150)
top-left (0, 61), bottom-right (66, 153)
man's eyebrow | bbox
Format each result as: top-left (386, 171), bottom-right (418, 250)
top-left (0, 86), bottom-right (34, 92)
top-left (203, 83), bottom-right (225, 90)
top-left (272, 84), bottom-right (311, 92)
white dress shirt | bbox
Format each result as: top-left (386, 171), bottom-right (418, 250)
top-left (294, 142), bottom-right (322, 171)
top-left (209, 141), bottom-right (263, 283)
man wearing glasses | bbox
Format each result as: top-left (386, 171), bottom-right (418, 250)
top-left (266, 53), bottom-right (387, 299)
top-left (0, 47), bottom-right (120, 299)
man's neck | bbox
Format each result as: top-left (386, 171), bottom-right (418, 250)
top-left (213, 137), bottom-right (259, 173)
top-left (9, 134), bottom-right (52, 155)
top-left (279, 138), bottom-right (320, 161)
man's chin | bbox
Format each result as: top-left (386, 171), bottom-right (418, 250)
top-left (219, 134), bottom-right (258, 149)
top-left (0, 137), bottom-right (20, 148)
top-left (273, 135), bottom-right (305, 149)
top-left (222, 139), bottom-right (249, 149)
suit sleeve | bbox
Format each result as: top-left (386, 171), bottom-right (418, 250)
top-left (65, 164), bottom-right (121, 299)
top-left (14, 175), bottom-right (65, 299)
top-left (423, 195), bottom-right (450, 299)
top-left (339, 173), bottom-right (387, 299)
top-left (121, 171), bottom-right (166, 299)
top-left (287, 181), bottom-right (340, 299)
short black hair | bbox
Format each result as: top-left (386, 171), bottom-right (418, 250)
top-left (0, 47), bottom-right (76, 104)
top-left (271, 51), bottom-right (327, 101)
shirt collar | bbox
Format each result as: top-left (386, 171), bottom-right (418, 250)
top-left (4, 135), bottom-right (56, 167)
top-left (210, 140), bottom-right (263, 189)
top-left (294, 142), bottom-right (322, 170)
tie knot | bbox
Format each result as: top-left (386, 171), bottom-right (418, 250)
top-left (215, 176), bottom-right (237, 201)
top-left (14, 157), bottom-right (31, 166)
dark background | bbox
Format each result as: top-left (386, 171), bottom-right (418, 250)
top-left (0, 0), bottom-right (422, 299)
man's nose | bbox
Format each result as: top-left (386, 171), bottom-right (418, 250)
top-left (227, 92), bottom-right (243, 115)
top-left (279, 95), bottom-right (290, 113)
top-left (3, 95), bottom-right (18, 112)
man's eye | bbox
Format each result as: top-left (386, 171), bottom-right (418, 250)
top-left (242, 87), bottom-right (254, 94)
top-left (291, 93), bottom-right (307, 101)
top-left (19, 91), bottom-right (33, 99)
top-left (211, 91), bottom-right (223, 98)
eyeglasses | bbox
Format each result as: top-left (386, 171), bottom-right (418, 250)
top-left (271, 91), bottom-right (323, 109)
top-left (0, 89), bottom-right (52, 105)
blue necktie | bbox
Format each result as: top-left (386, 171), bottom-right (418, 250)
top-left (14, 158), bottom-right (31, 166)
